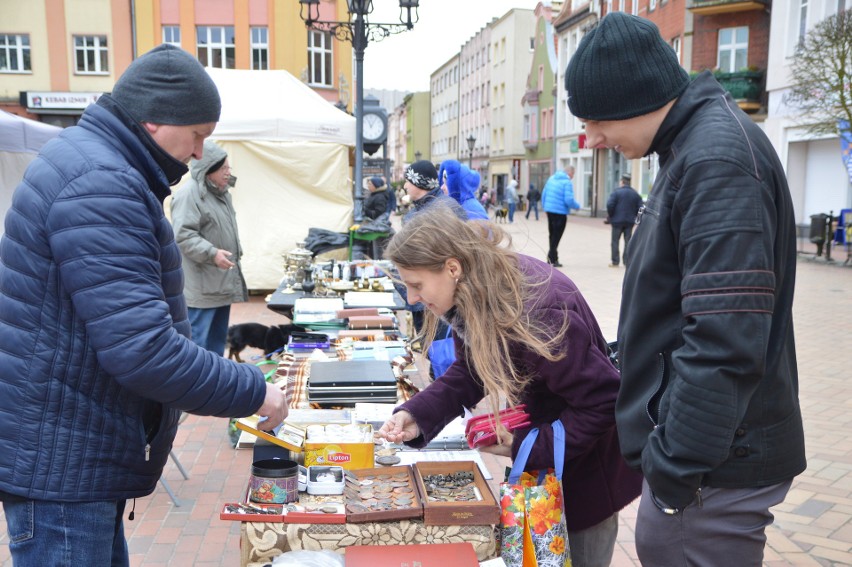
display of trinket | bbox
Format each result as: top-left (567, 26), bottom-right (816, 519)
top-left (283, 241), bottom-right (314, 287)
top-left (413, 461), bottom-right (500, 526)
top-left (343, 465), bottom-right (424, 523)
top-left (421, 471), bottom-right (482, 503)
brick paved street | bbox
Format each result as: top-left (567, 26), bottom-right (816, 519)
top-left (0, 211), bottom-right (849, 566)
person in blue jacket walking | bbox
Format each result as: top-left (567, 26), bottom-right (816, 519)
top-left (541, 165), bottom-right (581, 267)
top-left (0, 45), bottom-right (287, 566)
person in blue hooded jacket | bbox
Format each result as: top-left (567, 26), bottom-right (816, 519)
top-left (0, 45), bottom-right (287, 565)
top-left (438, 159), bottom-right (488, 221)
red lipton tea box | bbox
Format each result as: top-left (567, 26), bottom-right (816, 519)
top-left (303, 423), bottom-right (374, 470)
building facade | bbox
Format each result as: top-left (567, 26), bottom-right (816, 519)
top-left (489, 8), bottom-right (536, 202)
top-left (0, 0), bottom-right (354, 124)
top-left (764, 0), bottom-right (852, 226)
top-left (429, 54), bottom-right (459, 166)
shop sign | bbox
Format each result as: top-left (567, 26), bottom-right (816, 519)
top-left (25, 91), bottom-right (102, 110)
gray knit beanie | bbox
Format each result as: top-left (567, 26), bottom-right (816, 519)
top-left (111, 44), bottom-right (221, 125)
top-left (565, 12), bottom-right (689, 121)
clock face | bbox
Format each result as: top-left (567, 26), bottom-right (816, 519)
top-left (363, 112), bottom-right (386, 142)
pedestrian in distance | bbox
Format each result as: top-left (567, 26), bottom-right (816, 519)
top-left (171, 140), bottom-right (248, 356)
top-left (565, 12), bottom-right (805, 566)
top-left (361, 175), bottom-right (392, 222)
top-left (525, 182), bottom-right (541, 220)
top-left (0, 44), bottom-right (287, 566)
top-left (504, 179), bottom-right (519, 223)
top-left (378, 203), bottom-right (642, 567)
top-left (606, 173), bottom-right (643, 267)
top-left (541, 165), bottom-right (581, 267)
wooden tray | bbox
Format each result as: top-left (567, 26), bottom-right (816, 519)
top-left (413, 461), bottom-right (500, 526)
top-left (344, 465), bottom-right (424, 523)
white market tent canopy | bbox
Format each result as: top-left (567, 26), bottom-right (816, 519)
top-left (167, 68), bottom-right (357, 290)
top-left (0, 111), bottom-right (62, 234)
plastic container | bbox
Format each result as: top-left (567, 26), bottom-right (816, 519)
top-left (248, 458), bottom-right (299, 504)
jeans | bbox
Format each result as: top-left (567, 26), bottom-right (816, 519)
top-left (525, 201), bottom-right (539, 220)
top-left (187, 305), bottom-right (231, 356)
top-left (635, 479), bottom-right (792, 567)
top-left (568, 512), bottom-right (619, 567)
top-left (610, 224), bottom-right (634, 266)
top-left (546, 212), bottom-right (568, 264)
top-left (4, 499), bottom-right (129, 567)
top-left (507, 202), bottom-right (516, 223)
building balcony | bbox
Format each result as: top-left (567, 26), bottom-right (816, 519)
top-left (716, 70), bottom-right (764, 112)
top-left (688, 0), bottom-right (769, 15)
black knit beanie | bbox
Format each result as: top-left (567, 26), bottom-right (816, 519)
top-left (405, 160), bottom-right (439, 190)
top-left (111, 44), bottom-right (221, 125)
top-left (565, 12), bottom-right (689, 121)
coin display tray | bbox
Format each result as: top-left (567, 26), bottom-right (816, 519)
top-left (413, 461), bottom-right (500, 526)
top-left (343, 465), bottom-right (424, 523)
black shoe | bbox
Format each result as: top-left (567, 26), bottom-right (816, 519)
top-left (551, 262), bottom-right (564, 268)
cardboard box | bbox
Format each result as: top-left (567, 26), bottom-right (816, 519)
top-left (303, 423), bottom-right (374, 470)
top-left (413, 461), bottom-right (500, 526)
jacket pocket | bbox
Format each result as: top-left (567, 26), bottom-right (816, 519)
top-left (646, 352), bottom-right (670, 427)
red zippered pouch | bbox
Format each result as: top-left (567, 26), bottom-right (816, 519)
top-left (465, 405), bottom-right (531, 449)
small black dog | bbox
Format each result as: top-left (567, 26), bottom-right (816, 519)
top-left (226, 323), bottom-right (306, 362)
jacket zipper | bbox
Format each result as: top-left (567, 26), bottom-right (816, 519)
top-left (646, 353), bottom-right (666, 427)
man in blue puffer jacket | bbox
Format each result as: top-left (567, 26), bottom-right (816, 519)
top-left (541, 165), bottom-right (581, 267)
top-left (0, 44), bottom-right (287, 565)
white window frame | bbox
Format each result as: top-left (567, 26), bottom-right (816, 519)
top-left (717, 26), bottom-right (749, 72)
top-left (162, 25), bottom-right (180, 48)
top-left (251, 26), bottom-right (269, 70)
top-left (196, 26), bottom-right (235, 69)
top-left (672, 36), bottom-right (682, 65)
top-left (74, 35), bottom-right (109, 74)
top-left (797, 0), bottom-right (809, 48)
top-left (649, 0), bottom-right (657, 11)
top-left (0, 33), bottom-right (31, 73)
top-left (308, 30), bottom-right (333, 87)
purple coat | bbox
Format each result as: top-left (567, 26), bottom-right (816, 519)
top-left (398, 255), bottom-right (641, 531)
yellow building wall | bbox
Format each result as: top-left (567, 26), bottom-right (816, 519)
top-left (0, 2), bottom-right (50, 99)
top-left (127, 0), bottom-right (352, 105)
top-left (66, 0), bottom-right (118, 92)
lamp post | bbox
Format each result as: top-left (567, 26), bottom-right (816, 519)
top-left (414, 150), bottom-right (422, 162)
top-left (466, 134), bottom-right (476, 169)
top-left (299, 0), bottom-right (419, 221)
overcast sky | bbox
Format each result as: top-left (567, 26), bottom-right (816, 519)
top-left (362, 0), bottom-right (542, 92)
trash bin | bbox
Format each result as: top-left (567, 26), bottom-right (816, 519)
top-left (809, 213), bottom-right (830, 256)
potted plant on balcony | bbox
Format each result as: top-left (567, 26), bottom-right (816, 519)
top-left (713, 66), bottom-right (764, 101)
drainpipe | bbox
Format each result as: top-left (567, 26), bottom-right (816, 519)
top-left (130, 0), bottom-right (138, 59)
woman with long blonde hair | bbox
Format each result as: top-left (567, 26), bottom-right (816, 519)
top-left (379, 203), bottom-right (641, 567)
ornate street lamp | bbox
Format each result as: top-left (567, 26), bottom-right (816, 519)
top-left (299, 0), bottom-right (420, 221)
top-left (466, 134), bottom-right (476, 169)
top-left (414, 150), bottom-right (422, 162)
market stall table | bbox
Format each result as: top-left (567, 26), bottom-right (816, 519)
top-left (230, 351), bottom-right (499, 566)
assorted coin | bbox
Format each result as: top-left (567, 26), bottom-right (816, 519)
top-left (344, 469), bottom-right (420, 515)
top-left (422, 471), bottom-right (482, 502)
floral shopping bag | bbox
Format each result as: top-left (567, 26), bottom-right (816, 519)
top-left (499, 420), bottom-right (571, 567)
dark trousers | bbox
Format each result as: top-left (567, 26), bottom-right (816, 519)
top-left (546, 212), bottom-right (568, 264)
top-left (610, 224), bottom-right (634, 266)
top-left (526, 201), bottom-right (539, 220)
top-left (635, 479), bottom-right (792, 567)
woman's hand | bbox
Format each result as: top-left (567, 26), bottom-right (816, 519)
top-left (478, 427), bottom-right (514, 458)
top-left (378, 410), bottom-right (420, 444)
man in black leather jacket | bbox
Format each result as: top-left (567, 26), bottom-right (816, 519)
top-left (566, 13), bottom-right (805, 566)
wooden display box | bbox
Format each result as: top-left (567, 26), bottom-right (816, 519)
top-left (413, 461), bottom-right (500, 526)
top-left (344, 465), bottom-right (424, 523)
